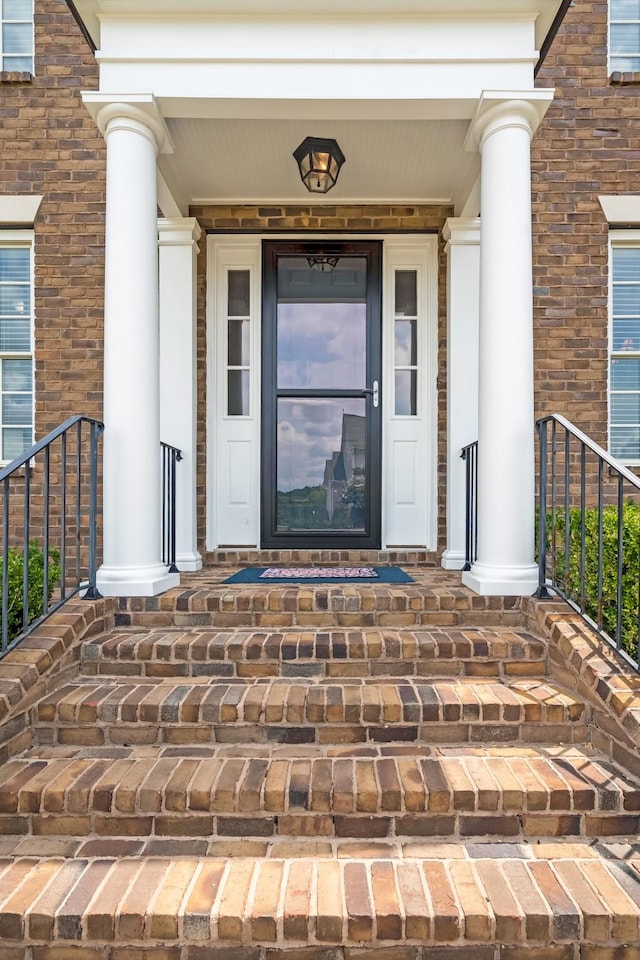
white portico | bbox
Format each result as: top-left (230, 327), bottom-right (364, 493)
top-left (73, 0), bottom-right (563, 596)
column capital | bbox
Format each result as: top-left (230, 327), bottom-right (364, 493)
top-left (443, 218), bottom-right (480, 250)
top-left (82, 92), bottom-right (174, 155)
top-left (464, 89), bottom-right (555, 153)
top-left (158, 218), bottom-right (202, 249)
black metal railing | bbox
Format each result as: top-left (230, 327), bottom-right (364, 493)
top-left (536, 413), bottom-right (640, 672)
top-left (461, 441), bottom-right (478, 571)
top-left (0, 415), bottom-right (104, 657)
top-left (161, 442), bottom-right (182, 573)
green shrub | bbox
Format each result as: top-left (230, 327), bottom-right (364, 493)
top-left (546, 501), bottom-right (640, 660)
top-left (0, 541), bottom-right (61, 645)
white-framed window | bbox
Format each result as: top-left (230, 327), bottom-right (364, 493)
top-left (1, 0), bottom-right (33, 73)
top-left (610, 233), bottom-right (640, 463)
top-left (610, 0), bottom-right (640, 72)
top-left (0, 234), bottom-right (33, 464)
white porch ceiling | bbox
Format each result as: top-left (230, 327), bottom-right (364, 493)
top-left (159, 118), bottom-right (479, 208)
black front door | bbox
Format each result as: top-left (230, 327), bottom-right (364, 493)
top-left (261, 241), bottom-right (382, 548)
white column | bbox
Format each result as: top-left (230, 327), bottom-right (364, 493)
top-left (96, 104), bottom-right (179, 596)
top-left (463, 99), bottom-right (543, 596)
top-left (441, 218), bottom-right (480, 570)
top-left (159, 218), bottom-right (202, 572)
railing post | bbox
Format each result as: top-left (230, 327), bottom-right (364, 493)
top-left (1, 479), bottom-right (9, 655)
top-left (168, 450), bottom-right (182, 574)
top-left (160, 442), bottom-right (182, 574)
top-left (85, 419), bottom-right (102, 600)
top-left (462, 446), bottom-right (472, 572)
top-left (534, 419), bottom-right (551, 598)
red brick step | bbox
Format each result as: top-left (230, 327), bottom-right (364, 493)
top-left (32, 677), bottom-right (587, 747)
top-left (0, 745), bottom-right (638, 845)
top-left (1, 843), bottom-right (639, 950)
top-left (82, 626), bottom-right (547, 680)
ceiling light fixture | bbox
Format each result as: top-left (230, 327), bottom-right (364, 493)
top-left (293, 136), bottom-right (345, 194)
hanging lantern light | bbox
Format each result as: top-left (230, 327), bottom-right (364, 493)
top-left (293, 136), bottom-right (345, 194)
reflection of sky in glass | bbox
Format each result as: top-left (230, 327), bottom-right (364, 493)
top-left (277, 398), bottom-right (365, 491)
top-left (277, 303), bottom-right (366, 389)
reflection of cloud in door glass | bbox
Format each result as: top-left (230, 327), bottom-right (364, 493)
top-left (277, 303), bottom-right (366, 389)
top-left (277, 398), bottom-right (365, 491)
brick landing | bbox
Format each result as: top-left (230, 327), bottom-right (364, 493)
top-left (114, 569), bottom-right (523, 630)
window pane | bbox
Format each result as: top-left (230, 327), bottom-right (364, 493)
top-left (3, 0), bottom-right (33, 18)
top-left (395, 270), bottom-right (417, 316)
top-left (2, 426), bottom-right (31, 460)
top-left (0, 248), bottom-right (29, 282)
top-left (2, 54), bottom-right (32, 69)
top-left (613, 284), bottom-right (640, 315)
top-left (612, 392), bottom-right (640, 424)
top-left (2, 358), bottom-right (31, 390)
top-left (228, 369), bottom-right (249, 416)
top-left (2, 21), bottom-right (31, 53)
top-left (611, 426), bottom-right (640, 460)
top-left (277, 258), bottom-right (367, 390)
top-left (613, 248), bottom-right (640, 282)
top-left (228, 270), bottom-right (250, 317)
top-left (612, 319), bottom-right (640, 350)
top-left (395, 370), bottom-right (417, 416)
top-left (612, 0), bottom-right (640, 18)
top-left (228, 318), bottom-right (250, 367)
top-left (610, 54), bottom-right (640, 69)
top-left (395, 319), bottom-right (417, 366)
top-left (0, 284), bottom-right (29, 315)
top-left (276, 398), bottom-right (366, 533)
top-left (611, 23), bottom-right (640, 54)
top-left (611, 356), bottom-right (640, 389)
top-left (2, 393), bottom-right (31, 425)
top-left (0, 319), bottom-right (30, 351)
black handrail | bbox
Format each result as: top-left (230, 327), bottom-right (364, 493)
top-left (461, 441), bottom-right (478, 571)
top-left (161, 442), bottom-right (182, 573)
top-left (536, 414), bottom-right (640, 672)
top-left (0, 415), bottom-right (104, 658)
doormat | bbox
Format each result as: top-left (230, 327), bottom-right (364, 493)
top-left (223, 566), bottom-right (414, 584)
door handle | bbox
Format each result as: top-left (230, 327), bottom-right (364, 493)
top-left (363, 381), bottom-right (379, 408)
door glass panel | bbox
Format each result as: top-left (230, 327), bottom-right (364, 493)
top-left (395, 319), bottom-right (417, 366)
top-left (276, 398), bottom-right (367, 532)
top-left (228, 319), bottom-right (250, 366)
top-left (276, 257), bottom-right (367, 389)
top-left (395, 370), bottom-right (417, 417)
top-left (228, 270), bottom-right (250, 316)
top-left (228, 370), bottom-right (249, 417)
top-left (395, 270), bottom-right (417, 316)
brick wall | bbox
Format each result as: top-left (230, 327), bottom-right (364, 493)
top-left (0, 0), bottom-right (105, 434)
top-left (190, 205), bottom-right (452, 555)
top-left (532, 0), bottom-right (631, 445)
top-left (0, 0), bottom-right (105, 551)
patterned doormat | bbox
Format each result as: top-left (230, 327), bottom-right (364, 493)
top-left (223, 566), bottom-right (414, 584)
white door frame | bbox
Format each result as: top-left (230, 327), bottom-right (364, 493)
top-left (206, 233), bottom-right (438, 550)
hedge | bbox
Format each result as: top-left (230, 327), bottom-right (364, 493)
top-left (546, 501), bottom-right (640, 661)
top-left (0, 541), bottom-right (61, 646)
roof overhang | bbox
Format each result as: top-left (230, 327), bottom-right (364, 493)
top-left (68, 0), bottom-right (568, 63)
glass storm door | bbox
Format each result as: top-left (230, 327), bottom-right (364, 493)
top-left (261, 241), bottom-right (382, 548)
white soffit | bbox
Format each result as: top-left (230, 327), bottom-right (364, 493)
top-left (0, 195), bottom-right (43, 225)
top-left (158, 117), bottom-right (479, 206)
top-left (599, 195), bottom-right (640, 226)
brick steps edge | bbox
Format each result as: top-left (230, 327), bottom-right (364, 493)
top-left (1, 849), bottom-right (640, 948)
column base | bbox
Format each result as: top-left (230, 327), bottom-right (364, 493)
top-left (176, 552), bottom-right (203, 573)
top-left (441, 550), bottom-right (466, 571)
top-left (462, 560), bottom-right (539, 596)
top-left (97, 563), bottom-right (180, 597)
